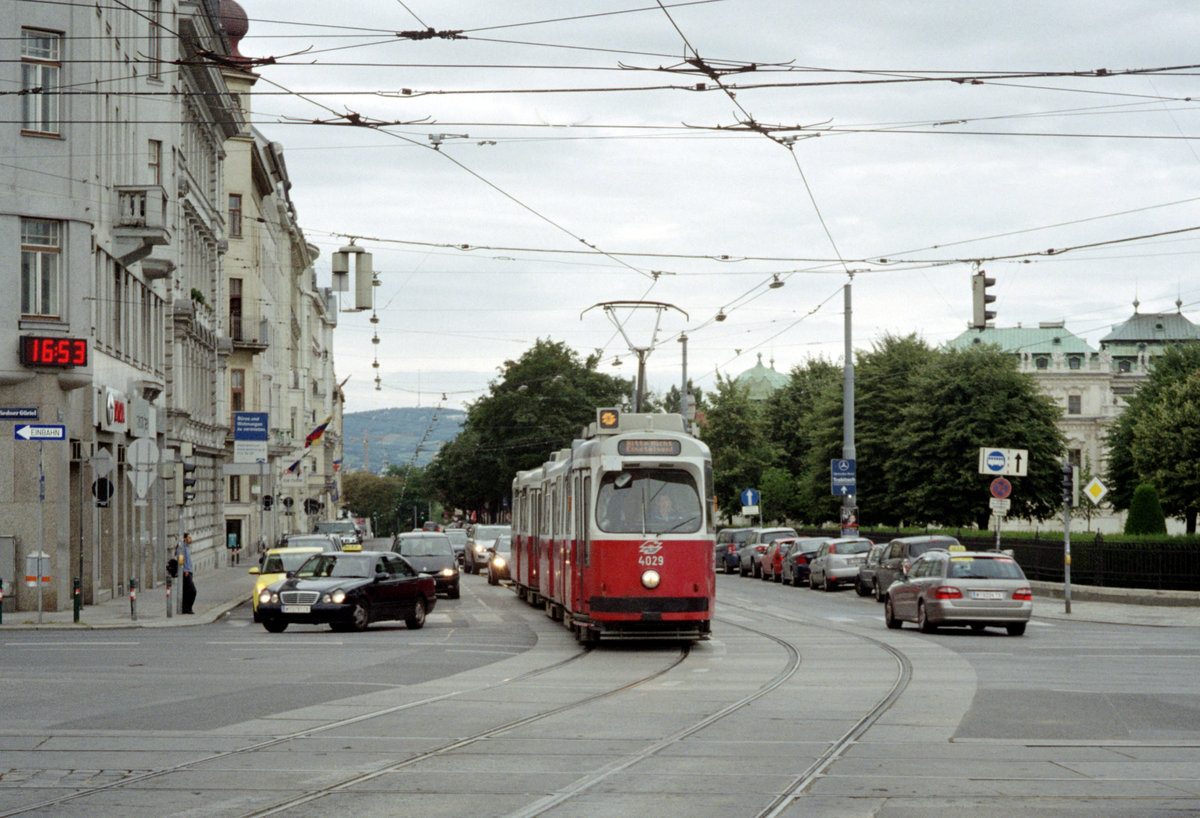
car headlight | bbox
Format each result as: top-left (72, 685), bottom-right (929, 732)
top-left (331, 590), bottom-right (346, 604)
top-left (258, 590), bottom-right (274, 605)
top-left (641, 570), bottom-right (661, 589)
top-left (441, 567), bottom-right (455, 577)
top-left (493, 556), bottom-right (506, 568)
top-left (474, 544), bottom-right (486, 553)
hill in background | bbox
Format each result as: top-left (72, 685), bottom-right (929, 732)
top-left (341, 407), bottom-right (465, 472)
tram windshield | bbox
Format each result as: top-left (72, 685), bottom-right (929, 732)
top-left (597, 469), bottom-right (702, 534)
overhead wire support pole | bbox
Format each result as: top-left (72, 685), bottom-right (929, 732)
top-left (582, 301), bottom-right (687, 412)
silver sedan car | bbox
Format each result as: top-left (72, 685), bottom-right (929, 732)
top-left (884, 550), bottom-right (1032, 636)
top-left (807, 537), bottom-right (874, 591)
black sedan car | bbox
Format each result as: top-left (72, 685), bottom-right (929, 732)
top-left (391, 531), bottom-right (460, 599)
top-left (487, 532), bottom-right (512, 586)
top-left (257, 551), bottom-right (437, 633)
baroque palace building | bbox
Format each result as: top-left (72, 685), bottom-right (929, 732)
top-left (0, 0), bottom-right (343, 615)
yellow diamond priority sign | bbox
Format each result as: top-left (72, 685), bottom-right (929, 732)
top-left (1083, 476), bottom-right (1108, 505)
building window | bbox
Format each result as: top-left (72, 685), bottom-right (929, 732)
top-left (148, 0), bottom-right (162, 78)
top-left (229, 278), bottom-right (243, 339)
top-left (1068, 356), bottom-right (1081, 370)
top-left (21, 218), bottom-right (61, 317)
top-left (229, 475), bottom-right (242, 502)
top-left (1068, 395), bottom-right (1081, 415)
top-left (21, 29), bottom-right (61, 135)
top-left (148, 139), bottom-right (162, 185)
top-left (1035, 357), bottom-right (1048, 370)
top-left (1119, 360), bottom-right (1131, 373)
top-left (228, 193), bottom-right (243, 238)
top-left (1069, 448), bottom-right (1082, 469)
top-left (231, 368), bottom-right (245, 412)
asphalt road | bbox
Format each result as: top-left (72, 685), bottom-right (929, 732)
top-left (0, 568), bottom-right (1197, 817)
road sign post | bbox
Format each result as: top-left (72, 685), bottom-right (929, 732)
top-left (830, 459), bottom-right (856, 497)
top-left (977, 447), bottom-right (1028, 477)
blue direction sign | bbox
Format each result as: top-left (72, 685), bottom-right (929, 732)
top-left (741, 488), bottom-right (760, 507)
top-left (0, 407), bottom-right (39, 421)
top-left (831, 458), bottom-right (856, 496)
top-left (14, 424), bottom-right (66, 441)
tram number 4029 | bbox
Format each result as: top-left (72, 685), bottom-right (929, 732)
top-left (638, 554), bottom-right (664, 567)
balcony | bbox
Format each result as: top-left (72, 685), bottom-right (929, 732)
top-left (230, 316), bottom-right (270, 353)
top-left (113, 185), bottom-right (170, 265)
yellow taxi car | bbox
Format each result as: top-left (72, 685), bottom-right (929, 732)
top-left (248, 546), bottom-right (324, 621)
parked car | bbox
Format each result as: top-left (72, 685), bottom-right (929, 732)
top-left (248, 546), bottom-right (324, 622)
top-left (808, 537), bottom-right (875, 591)
top-left (487, 532), bottom-right (512, 585)
top-left (883, 549), bottom-right (1032, 635)
top-left (779, 537), bottom-right (827, 586)
top-left (715, 527), bottom-right (753, 574)
top-left (465, 524), bottom-right (511, 574)
top-left (445, 528), bottom-right (468, 564)
top-left (873, 535), bottom-right (961, 601)
top-left (739, 527), bottom-right (798, 578)
top-left (855, 543), bottom-right (886, 597)
top-left (761, 538), bottom-right (801, 582)
top-left (256, 550), bottom-right (437, 633)
top-left (391, 531), bottom-right (460, 599)
top-left (314, 519), bottom-right (362, 546)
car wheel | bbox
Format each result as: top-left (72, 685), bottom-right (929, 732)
top-left (823, 574), bottom-right (834, 592)
top-left (808, 573), bottom-right (817, 589)
top-left (855, 578), bottom-right (870, 597)
top-left (917, 601), bottom-right (938, 633)
top-left (753, 562), bottom-right (761, 579)
top-left (740, 564), bottom-right (749, 577)
top-left (1006, 622), bottom-right (1027, 636)
top-left (488, 569), bottom-right (499, 586)
top-left (406, 598), bottom-right (427, 629)
top-left (449, 583), bottom-right (461, 599)
top-left (350, 602), bottom-right (371, 632)
top-left (262, 618), bottom-right (288, 633)
top-left (970, 623), bottom-right (987, 632)
top-left (874, 579), bottom-right (885, 602)
top-left (884, 598), bottom-right (901, 629)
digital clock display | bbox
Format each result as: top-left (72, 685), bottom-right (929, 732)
top-left (19, 335), bottom-right (88, 368)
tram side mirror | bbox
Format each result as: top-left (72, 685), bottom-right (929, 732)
top-left (614, 472), bottom-right (633, 489)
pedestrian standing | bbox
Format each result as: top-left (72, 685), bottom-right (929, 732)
top-left (180, 532), bottom-right (197, 614)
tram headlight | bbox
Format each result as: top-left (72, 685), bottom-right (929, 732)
top-left (641, 569), bottom-right (661, 589)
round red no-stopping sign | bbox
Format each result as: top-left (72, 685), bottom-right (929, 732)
top-left (990, 477), bottom-right (1012, 499)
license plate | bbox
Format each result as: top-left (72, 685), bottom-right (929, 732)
top-left (282, 604), bottom-right (311, 614)
top-left (970, 591), bottom-right (1004, 600)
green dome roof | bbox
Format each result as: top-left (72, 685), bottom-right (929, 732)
top-left (735, 353), bottom-right (788, 400)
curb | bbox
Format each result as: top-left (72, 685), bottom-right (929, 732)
top-left (1030, 580), bottom-right (1200, 608)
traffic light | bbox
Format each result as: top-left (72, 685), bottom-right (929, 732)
top-left (174, 447), bottom-right (197, 505)
top-left (262, 494), bottom-right (273, 510)
top-left (971, 270), bottom-right (996, 329)
top-left (1061, 461), bottom-right (1076, 507)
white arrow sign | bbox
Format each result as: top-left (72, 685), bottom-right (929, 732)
top-left (127, 468), bottom-right (155, 500)
top-left (14, 424), bottom-right (66, 441)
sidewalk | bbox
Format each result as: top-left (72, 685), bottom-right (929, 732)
top-left (0, 560), bottom-right (255, 629)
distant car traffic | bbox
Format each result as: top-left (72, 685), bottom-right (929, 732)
top-left (873, 535), bottom-right (961, 601)
top-left (314, 519), bottom-right (362, 546)
top-left (465, 524), bottom-right (511, 574)
top-left (883, 549), bottom-right (1032, 636)
top-left (392, 531), bottom-right (460, 599)
top-left (248, 546), bottom-right (325, 621)
top-left (444, 528), bottom-right (468, 564)
top-left (779, 537), bottom-right (826, 586)
top-left (761, 537), bottom-right (800, 582)
top-left (807, 537), bottom-right (874, 591)
top-left (855, 543), bottom-right (886, 597)
top-left (277, 533), bottom-right (342, 551)
top-left (256, 550), bottom-right (436, 633)
top-left (487, 532), bottom-right (512, 585)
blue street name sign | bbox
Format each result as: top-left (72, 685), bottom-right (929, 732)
top-left (14, 424), bottom-right (66, 441)
top-left (831, 458), bottom-right (856, 496)
top-left (0, 407), bottom-right (39, 421)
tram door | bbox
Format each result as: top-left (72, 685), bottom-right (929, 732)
top-left (572, 471), bottom-right (588, 612)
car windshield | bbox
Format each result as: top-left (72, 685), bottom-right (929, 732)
top-left (316, 522), bottom-right (356, 535)
top-left (445, 529), bottom-right (468, 546)
top-left (282, 536), bottom-right (331, 548)
top-left (493, 534), bottom-right (511, 554)
top-left (910, 539), bottom-right (957, 557)
top-left (831, 539), bottom-right (873, 555)
top-left (261, 551), bottom-right (318, 573)
top-left (296, 554), bottom-right (372, 578)
top-left (396, 537), bottom-right (453, 557)
top-left (473, 526), bottom-right (510, 541)
top-left (947, 556), bottom-right (1025, 579)
top-left (597, 469), bottom-right (702, 534)
top-left (763, 530), bottom-right (797, 543)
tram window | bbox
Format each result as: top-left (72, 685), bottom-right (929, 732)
top-left (596, 469), bottom-right (701, 534)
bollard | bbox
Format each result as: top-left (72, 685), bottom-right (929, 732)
top-left (165, 576), bottom-right (172, 618)
top-left (73, 577), bottom-right (81, 623)
top-left (129, 577), bottom-right (138, 621)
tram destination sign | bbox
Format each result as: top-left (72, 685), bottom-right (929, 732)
top-left (618, 439), bottom-right (682, 456)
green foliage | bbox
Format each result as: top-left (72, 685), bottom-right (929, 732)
top-left (342, 465), bottom-right (440, 537)
top-left (699, 374), bottom-right (779, 523)
top-left (1106, 342), bottom-right (1200, 532)
top-left (1125, 483), bottom-right (1167, 535)
top-left (426, 339), bottom-right (630, 516)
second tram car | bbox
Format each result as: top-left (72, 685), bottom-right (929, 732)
top-left (511, 408), bottom-right (715, 643)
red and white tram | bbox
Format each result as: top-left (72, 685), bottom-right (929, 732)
top-left (511, 408), bottom-right (715, 643)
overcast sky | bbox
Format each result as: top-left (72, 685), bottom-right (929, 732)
top-left (238, 1), bottom-right (1200, 414)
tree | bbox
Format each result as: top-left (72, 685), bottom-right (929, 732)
top-left (888, 346), bottom-right (1066, 528)
top-left (1125, 483), bottom-right (1167, 535)
top-left (427, 339), bottom-right (630, 516)
top-left (697, 374), bottom-right (779, 524)
top-left (762, 357), bottom-right (840, 524)
top-left (1106, 343), bottom-right (1200, 533)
